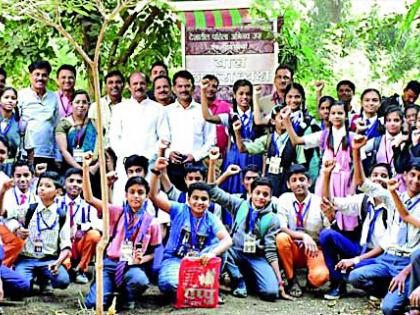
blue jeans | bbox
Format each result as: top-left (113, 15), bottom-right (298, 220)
top-left (0, 265), bottom-right (30, 298)
top-left (226, 248), bottom-right (278, 301)
top-left (85, 258), bottom-right (150, 310)
top-left (349, 253), bottom-right (411, 315)
top-left (15, 257), bottom-right (70, 290)
top-left (158, 256), bottom-right (182, 296)
top-left (410, 249), bottom-right (420, 293)
top-left (319, 229), bottom-right (362, 285)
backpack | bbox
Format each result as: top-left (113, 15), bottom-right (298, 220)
top-left (24, 203), bottom-right (67, 230)
top-left (360, 195), bottom-right (388, 229)
top-left (232, 201), bottom-right (274, 239)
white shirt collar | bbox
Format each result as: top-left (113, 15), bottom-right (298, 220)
top-left (237, 108), bottom-right (251, 117)
top-left (332, 125), bottom-right (347, 139)
top-left (292, 193), bottom-right (312, 205)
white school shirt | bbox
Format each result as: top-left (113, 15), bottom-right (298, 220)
top-left (3, 186), bottom-right (37, 219)
top-left (276, 192), bottom-right (330, 241)
top-left (109, 97), bottom-right (169, 160)
top-left (165, 100), bottom-right (216, 161)
top-left (380, 191), bottom-right (420, 254)
top-left (332, 179), bottom-right (393, 249)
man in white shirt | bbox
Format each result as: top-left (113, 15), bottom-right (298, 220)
top-left (109, 71), bottom-right (169, 204)
top-left (165, 70), bottom-right (216, 190)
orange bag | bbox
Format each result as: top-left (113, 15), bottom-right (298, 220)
top-left (175, 256), bottom-right (221, 309)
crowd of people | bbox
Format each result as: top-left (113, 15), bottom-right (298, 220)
top-left (0, 60), bottom-right (418, 314)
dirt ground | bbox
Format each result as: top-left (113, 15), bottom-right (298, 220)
top-left (1, 283), bottom-right (382, 315)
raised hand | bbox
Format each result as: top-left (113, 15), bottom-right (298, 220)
top-left (314, 80), bottom-right (325, 92)
top-left (0, 179), bottom-right (14, 194)
top-left (209, 147), bottom-right (220, 160)
top-left (35, 163), bottom-right (48, 177)
top-left (320, 197), bottom-right (336, 222)
top-left (201, 79), bottom-right (210, 92)
top-left (83, 151), bottom-right (94, 167)
top-left (226, 164), bottom-right (241, 176)
top-left (355, 119), bottom-right (368, 134)
top-left (352, 134), bottom-right (367, 150)
top-left (154, 157), bottom-right (169, 171)
top-left (387, 178), bottom-right (400, 192)
top-left (322, 160), bottom-right (336, 174)
top-left (254, 85), bottom-right (262, 98)
top-left (280, 106), bottom-right (291, 119)
top-left (232, 120), bottom-right (242, 133)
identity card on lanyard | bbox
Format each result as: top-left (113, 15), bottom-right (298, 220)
top-left (243, 205), bottom-right (258, 254)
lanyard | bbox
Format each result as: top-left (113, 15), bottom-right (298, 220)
top-left (13, 187), bottom-right (32, 205)
top-left (272, 133), bottom-right (288, 157)
top-left (59, 94), bottom-right (71, 116)
top-left (332, 137), bottom-right (344, 158)
top-left (36, 208), bottom-right (59, 235)
top-left (361, 203), bottom-right (385, 253)
top-left (246, 203), bottom-right (259, 234)
top-left (293, 198), bottom-right (312, 228)
top-left (74, 115), bottom-right (88, 148)
top-left (384, 136), bottom-right (394, 165)
top-left (399, 197), bottom-right (420, 222)
top-left (0, 116), bottom-right (14, 137)
top-left (123, 201), bottom-right (148, 241)
top-left (189, 210), bottom-right (205, 250)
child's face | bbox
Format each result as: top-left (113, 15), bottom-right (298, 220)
top-left (385, 112), bottom-right (402, 135)
top-left (0, 141), bottom-right (8, 163)
top-left (13, 166), bottom-right (32, 193)
top-left (318, 101), bottom-right (331, 121)
top-left (271, 112), bottom-right (285, 131)
top-left (404, 168), bottom-right (420, 196)
top-left (188, 190), bottom-right (210, 216)
top-left (287, 173), bottom-right (311, 197)
top-left (328, 104), bottom-right (346, 128)
top-left (126, 165), bottom-right (145, 178)
top-left (242, 171), bottom-right (259, 193)
top-left (125, 183), bottom-right (147, 211)
top-left (37, 178), bottom-right (58, 202)
top-left (184, 171), bottom-right (204, 188)
top-left (251, 185), bottom-right (271, 209)
top-left (65, 174), bottom-right (83, 199)
top-left (235, 85), bottom-right (252, 111)
top-left (406, 108), bottom-right (418, 128)
top-left (361, 91), bottom-right (380, 116)
top-left (369, 166), bottom-right (389, 188)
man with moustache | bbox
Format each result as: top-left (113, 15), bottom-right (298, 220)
top-left (18, 60), bottom-right (60, 169)
top-left (109, 71), bottom-right (169, 204)
top-left (153, 75), bottom-right (173, 106)
top-left (147, 61), bottom-right (169, 100)
top-left (165, 70), bottom-right (216, 191)
top-left (55, 64), bottom-right (76, 118)
top-left (259, 65), bottom-right (294, 118)
top-left (88, 70), bottom-right (125, 147)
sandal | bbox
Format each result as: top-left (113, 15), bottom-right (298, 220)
top-left (287, 278), bottom-right (303, 298)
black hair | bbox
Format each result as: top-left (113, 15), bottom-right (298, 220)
top-left (368, 162), bottom-right (392, 178)
top-left (405, 80), bottom-right (420, 96)
top-left (151, 61), bottom-right (168, 74)
top-left (184, 165), bottom-right (207, 178)
top-left (407, 157), bottom-right (420, 172)
top-left (124, 176), bottom-right (150, 194)
top-left (275, 64), bottom-right (294, 80)
top-left (64, 167), bottom-right (83, 179)
top-left (37, 171), bottom-right (63, 190)
top-left (0, 67), bottom-right (6, 79)
top-left (152, 75), bottom-right (171, 91)
top-left (123, 155), bottom-right (149, 175)
top-left (360, 88), bottom-right (381, 102)
top-left (0, 135), bottom-right (10, 153)
top-left (241, 164), bottom-right (261, 177)
top-left (72, 89), bottom-right (91, 103)
top-left (57, 64), bottom-right (77, 78)
top-left (12, 160), bottom-right (34, 176)
top-left (104, 70), bottom-right (125, 85)
top-left (250, 177), bottom-right (272, 193)
top-left (286, 164), bottom-right (309, 182)
top-left (270, 103), bottom-right (287, 120)
top-left (385, 106), bottom-right (404, 121)
top-left (326, 101), bottom-right (350, 151)
top-left (187, 182), bottom-right (211, 198)
top-left (284, 83), bottom-right (306, 112)
top-left (173, 70), bottom-right (195, 87)
top-left (0, 86), bottom-right (17, 99)
top-left (28, 60), bottom-right (52, 74)
top-left (336, 80), bottom-right (356, 94)
top-left (202, 74), bottom-right (219, 86)
top-left (232, 79), bottom-right (253, 113)
top-left (405, 103), bottom-right (420, 115)
top-left (318, 96), bottom-right (335, 109)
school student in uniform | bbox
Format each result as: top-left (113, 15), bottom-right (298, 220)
top-left (149, 157), bottom-right (232, 297)
top-left (319, 136), bottom-right (394, 299)
top-left (348, 157), bottom-right (420, 315)
top-left (9, 171), bottom-right (71, 294)
top-left (275, 164), bottom-right (330, 298)
top-left (234, 104), bottom-right (306, 196)
top-left (58, 168), bottom-right (102, 284)
top-left (83, 153), bottom-right (162, 311)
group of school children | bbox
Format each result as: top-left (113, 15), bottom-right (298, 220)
top-left (0, 61), bottom-right (419, 315)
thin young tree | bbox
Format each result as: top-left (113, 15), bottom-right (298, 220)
top-left (4, 1), bottom-right (147, 313)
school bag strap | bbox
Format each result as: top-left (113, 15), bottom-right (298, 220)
top-left (24, 202), bottom-right (67, 230)
top-left (232, 201), bottom-right (274, 237)
top-left (360, 194), bottom-right (388, 229)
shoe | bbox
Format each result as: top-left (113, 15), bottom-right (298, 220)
top-left (324, 283), bottom-right (347, 300)
top-left (218, 293), bottom-right (225, 305)
top-left (232, 278), bottom-right (248, 298)
top-left (39, 284), bottom-right (54, 295)
top-left (75, 271), bottom-right (89, 284)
